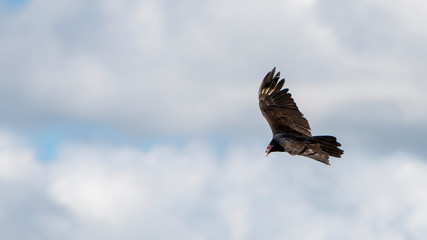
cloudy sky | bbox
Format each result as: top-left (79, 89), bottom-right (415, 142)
top-left (1, 0), bottom-right (427, 239)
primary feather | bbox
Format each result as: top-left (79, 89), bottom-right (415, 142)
top-left (259, 67), bottom-right (311, 136)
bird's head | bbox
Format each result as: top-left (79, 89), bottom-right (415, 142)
top-left (265, 139), bottom-right (284, 156)
top-left (265, 144), bottom-right (272, 156)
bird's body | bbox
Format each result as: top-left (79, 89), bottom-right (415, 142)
top-left (259, 68), bottom-right (343, 165)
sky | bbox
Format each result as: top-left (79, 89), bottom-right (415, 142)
top-left (1, 0), bottom-right (427, 239)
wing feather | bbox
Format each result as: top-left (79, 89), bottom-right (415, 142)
top-left (259, 68), bottom-right (312, 136)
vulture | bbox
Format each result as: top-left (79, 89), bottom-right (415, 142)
top-left (259, 68), bottom-right (343, 165)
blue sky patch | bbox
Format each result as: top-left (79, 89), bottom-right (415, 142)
top-left (2, 0), bottom-right (28, 9)
top-left (30, 127), bottom-right (63, 162)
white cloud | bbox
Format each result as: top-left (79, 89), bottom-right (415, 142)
top-left (373, 0), bottom-right (427, 37)
top-left (1, 0), bottom-right (426, 238)
top-left (46, 142), bottom-right (215, 229)
top-left (2, 0), bottom-right (426, 137)
top-left (49, 161), bottom-right (147, 226)
top-left (0, 131), bottom-right (40, 181)
top-left (1, 130), bottom-right (427, 239)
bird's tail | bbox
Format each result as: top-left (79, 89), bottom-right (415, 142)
top-left (313, 136), bottom-right (343, 158)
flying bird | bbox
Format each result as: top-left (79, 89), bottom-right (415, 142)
top-left (259, 67), bottom-right (343, 165)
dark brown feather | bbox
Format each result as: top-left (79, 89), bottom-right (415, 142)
top-left (259, 68), bottom-right (311, 136)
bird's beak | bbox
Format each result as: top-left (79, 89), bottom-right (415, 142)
top-left (265, 145), bottom-right (271, 157)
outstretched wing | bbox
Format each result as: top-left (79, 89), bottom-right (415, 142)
top-left (258, 67), bottom-right (312, 136)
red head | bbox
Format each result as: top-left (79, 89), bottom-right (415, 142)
top-left (265, 144), bottom-right (272, 156)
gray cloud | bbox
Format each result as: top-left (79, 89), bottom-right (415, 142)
top-left (316, 0), bottom-right (397, 54)
top-left (1, 1), bottom-right (427, 239)
top-left (3, 0), bottom-right (425, 140)
top-left (0, 0), bottom-right (426, 171)
top-left (1, 130), bottom-right (427, 239)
